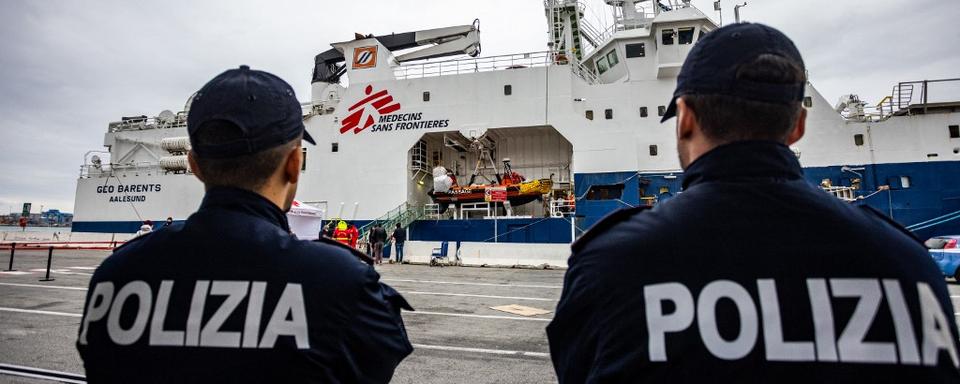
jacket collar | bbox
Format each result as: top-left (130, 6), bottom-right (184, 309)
top-left (198, 187), bottom-right (291, 232)
top-left (681, 140), bottom-right (803, 189)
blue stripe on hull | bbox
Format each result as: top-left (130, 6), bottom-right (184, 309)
top-left (73, 220), bottom-right (182, 233)
top-left (409, 218), bottom-right (572, 243)
top-left (573, 160), bottom-right (960, 239)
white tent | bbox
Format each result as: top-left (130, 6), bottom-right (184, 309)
top-left (287, 200), bottom-right (325, 240)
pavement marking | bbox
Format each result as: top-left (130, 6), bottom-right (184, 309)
top-left (383, 278), bottom-right (562, 289)
top-left (67, 266), bottom-right (98, 270)
top-left (412, 343), bottom-right (550, 358)
top-left (0, 283), bottom-right (559, 303)
top-left (0, 282), bottom-right (87, 291)
top-left (28, 269), bottom-right (92, 276)
top-left (404, 291), bottom-right (556, 302)
top-left (0, 363), bottom-right (86, 384)
top-left (0, 307), bottom-right (82, 318)
top-left (0, 305), bottom-right (552, 323)
top-left (410, 310), bottom-right (552, 322)
top-left (0, 271), bottom-right (32, 276)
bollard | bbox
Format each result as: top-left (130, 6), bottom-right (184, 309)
top-left (40, 246), bottom-right (55, 282)
top-left (5, 242), bottom-right (15, 271)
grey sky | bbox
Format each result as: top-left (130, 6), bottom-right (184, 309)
top-left (1, 0), bottom-right (957, 214)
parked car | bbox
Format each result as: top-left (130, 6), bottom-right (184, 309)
top-left (925, 235), bottom-right (960, 280)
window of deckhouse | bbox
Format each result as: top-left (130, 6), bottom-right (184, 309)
top-left (678, 27), bottom-right (695, 44)
top-left (662, 29), bottom-right (675, 45)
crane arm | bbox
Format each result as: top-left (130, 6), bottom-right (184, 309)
top-left (312, 20), bottom-right (481, 84)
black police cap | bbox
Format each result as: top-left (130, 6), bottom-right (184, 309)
top-left (188, 65), bottom-right (316, 158)
top-left (661, 22), bottom-right (806, 123)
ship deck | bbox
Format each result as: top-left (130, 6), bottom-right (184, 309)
top-left (0, 249), bottom-right (562, 383)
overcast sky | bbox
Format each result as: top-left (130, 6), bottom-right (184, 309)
top-left (1, 0), bottom-right (957, 214)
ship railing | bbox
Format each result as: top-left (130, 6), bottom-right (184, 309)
top-left (821, 186), bottom-right (858, 203)
top-left (848, 78), bottom-right (960, 121)
top-left (108, 112), bottom-right (188, 133)
top-left (357, 202), bottom-right (423, 245)
top-left (395, 51), bottom-right (555, 80)
top-left (549, 198), bottom-right (576, 218)
top-left (595, 17), bottom-right (651, 48)
top-left (79, 162), bottom-right (166, 178)
top-left (423, 204), bottom-right (441, 219)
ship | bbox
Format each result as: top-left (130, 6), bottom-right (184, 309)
top-left (73, 0), bottom-right (960, 251)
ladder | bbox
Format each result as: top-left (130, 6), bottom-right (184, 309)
top-left (891, 83), bottom-right (914, 110)
top-left (357, 202), bottom-right (424, 246)
top-left (546, 0), bottom-right (600, 83)
top-left (410, 139), bottom-right (428, 174)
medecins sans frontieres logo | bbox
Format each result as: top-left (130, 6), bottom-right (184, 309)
top-left (340, 85), bottom-right (401, 134)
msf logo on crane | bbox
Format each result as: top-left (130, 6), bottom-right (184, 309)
top-left (340, 85), bottom-right (401, 134)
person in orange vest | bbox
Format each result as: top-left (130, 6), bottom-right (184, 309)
top-left (347, 223), bottom-right (360, 248)
top-left (332, 220), bottom-right (351, 245)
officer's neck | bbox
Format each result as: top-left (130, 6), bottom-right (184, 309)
top-left (255, 180), bottom-right (295, 213)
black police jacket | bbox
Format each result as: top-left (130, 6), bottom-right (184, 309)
top-left (77, 187), bottom-right (413, 383)
top-left (547, 141), bottom-right (960, 383)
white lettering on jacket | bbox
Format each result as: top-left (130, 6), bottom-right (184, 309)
top-left (78, 280), bottom-right (309, 349)
top-left (642, 278), bottom-right (959, 367)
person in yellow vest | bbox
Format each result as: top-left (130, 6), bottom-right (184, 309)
top-left (332, 220), bottom-right (350, 245)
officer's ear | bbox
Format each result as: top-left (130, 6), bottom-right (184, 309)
top-left (675, 97), bottom-right (699, 141)
top-left (786, 107), bottom-right (806, 146)
top-left (283, 142), bottom-right (302, 184)
top-left (187, 151), bottom-right (205, 183)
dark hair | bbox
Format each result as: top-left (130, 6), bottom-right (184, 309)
top-left (682, 54), bottom-right (806, 143)
top-left (191, 120), bottom-right (299, 191)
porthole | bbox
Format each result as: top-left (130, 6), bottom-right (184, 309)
top-left (854, 134), bottom-right (864, 146)
top-left (640, 106), bottom-right (648, 117)
top-left (605, 109), bottom-right (613, 120)
top-left (423, 91), bottom-right (430, 102)
top-left (585, 110), bottom-right (594, 120)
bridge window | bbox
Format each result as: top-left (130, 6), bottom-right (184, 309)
top-left (803, 96), bottom-right (813, 108)
top-left (662, 29), bottom-right (675, 45)
top-left (640, 106), bottom-right (648, 117)
top-left (585, 110), bottom-right (594, 120)
top-left (854, 134), bottom-right (864, 146)
top-left (504, 84), bottom-right (512, 95)
top-left (605, 109), bottom-right (613, 119)
top-left (950, 124), bottom-right (959, 138)
top-left (626, 43), bottom-right (646, 58)
top-left (606, 50), bottom-right (619, 68)
top-left (586, 184), bottom-right (624, 200)
top-left (678, 27), bottom-right (695, 45)
top-left (596, 56), bottom-right (610, 74)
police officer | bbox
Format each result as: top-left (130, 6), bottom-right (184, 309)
top-left (77, 66), bottom-right (412, 383)
top-left (547, 23), bottom-right (960, 383)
